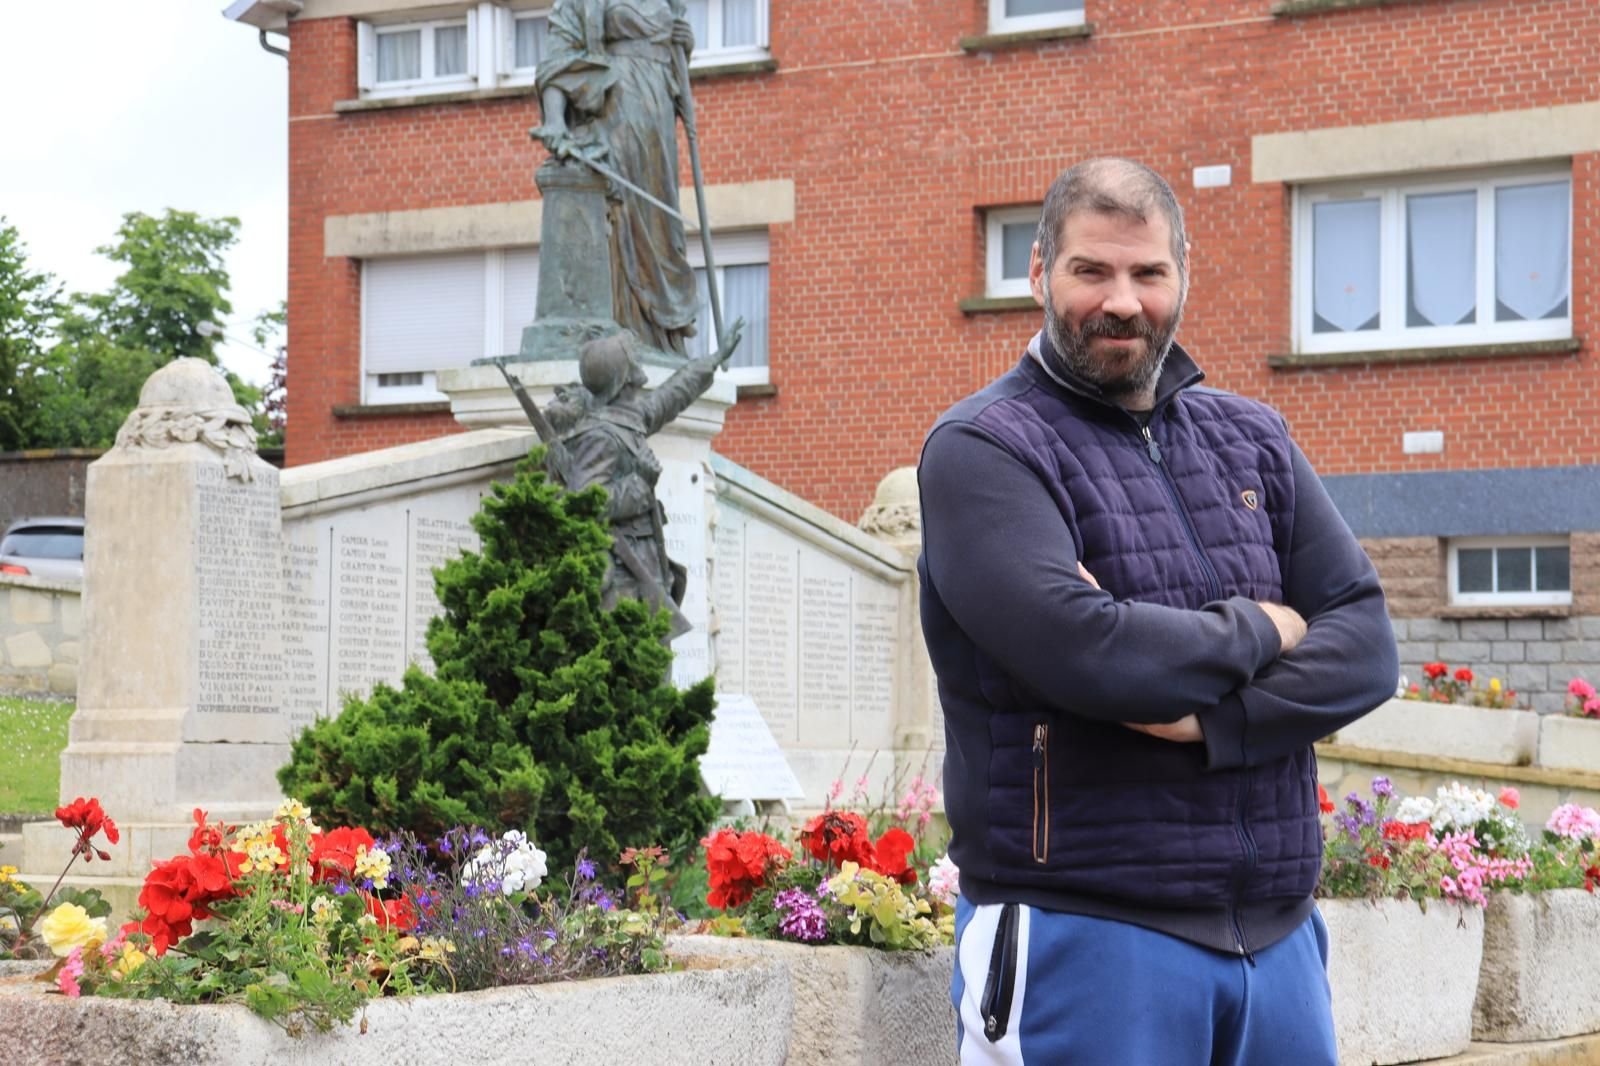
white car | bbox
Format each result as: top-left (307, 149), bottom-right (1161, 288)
top-left (0, 516), bottom-right (85, 582)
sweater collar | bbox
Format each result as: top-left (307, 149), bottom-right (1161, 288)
top-left (1026, 330), bottom-right (1204, 414)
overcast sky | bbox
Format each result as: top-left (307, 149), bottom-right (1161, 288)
top-left (2, 2), bottom-right (288, 386)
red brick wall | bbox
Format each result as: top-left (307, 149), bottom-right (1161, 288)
top-left (285, 0), bottom-right (1600, 519)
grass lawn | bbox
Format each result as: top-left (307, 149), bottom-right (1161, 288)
top-left (0, 696), bottom-right (73, 816)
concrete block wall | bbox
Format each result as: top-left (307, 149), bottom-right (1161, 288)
top-left (0, 575), bottom-right (81, 697)
top-left (1392, 617), bottom-right (1600, 715)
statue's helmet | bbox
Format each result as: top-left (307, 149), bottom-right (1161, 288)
top-left (578, 333), bottom-right (646, 401)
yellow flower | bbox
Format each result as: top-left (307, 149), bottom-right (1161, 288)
top-left (417, 937), bottom-right (455, 961)
top-left (274, 799), bottom-right (312, 824)
top-left (311, 896), bottom-right (338, 925)
top-left (354, 846), bottom-right (391, 890)
top-left (1490, 678), bottom-right (1503, 692)
top-left (0, 864), bottom-right (17, 885)
top-left (39, 903), bottom-right (107, 958)
top-left (114, 943), bottom-right (148, 978)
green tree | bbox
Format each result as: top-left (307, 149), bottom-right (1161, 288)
top-left (279, 452), bottom-right (721, 874)
top-left (23, 210), bottom-right (257, 449)
top-left (0, 221), bottom-right (61, 451)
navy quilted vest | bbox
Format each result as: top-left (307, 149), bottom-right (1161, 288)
top-left (944, 349), bottom-right (1321, 909)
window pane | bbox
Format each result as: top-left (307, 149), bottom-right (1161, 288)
top-left (377, 372), bottom-right (425, 388)
top-left (723, 0), bottom-right (758, 47)
top-left (685, 0), bottom-right (710, 50)
top-left (376, 30), bottom-right (422, 82)
top-left (1496, 181), bottom-right (1570, 321)
top-left (723, 263), bottom-right (769, 369)
top-left (435, 25), bottom-right (468, 77)
top-left (1536, 546), bottom-right (1571, 592)
top-left (1457, 549), bottom-right (1493, 593)
top-left (1000, 221), bottom-right (1034, 281)
top-left (1406, 191), bottom-right (1476, 327)
top-left (1312, 199), bottom-right (1381, 333)
top-left (1006, 0), bottom-right (1083, 16)
top-left (514, 16), bottom-right (547, 68)
top-left (1497, 547), bottom-right (1533, 592)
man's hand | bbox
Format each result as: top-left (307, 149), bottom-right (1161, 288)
top-left (1076, 561), bottom-right (1100, 589)
top-left (1257, 601), bottom-right (1307, 655)
top-left (1124, 716), bottom-right (1204, 743)
top-left (712, 317), bottom-right (746, 366)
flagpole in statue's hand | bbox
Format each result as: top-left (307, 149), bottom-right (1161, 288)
top-left (668, 3), bottom-right (728, 356)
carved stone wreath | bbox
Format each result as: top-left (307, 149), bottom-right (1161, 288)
top-left (114, 406), bottom-right (261, 482)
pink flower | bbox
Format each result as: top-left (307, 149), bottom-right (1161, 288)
top-left (928, 854), bottom-right (961, 907)
top-left (1498, 787), bottom-right (1520, 810)
top-left (1585, 698), bottom-right (1600, 718)
top-left (56, 947), bottom-right (85, 998)
top-left (1569, 677), bottom-right (1597, 700)
top-left (1547, 804), bottom-right (1600, 841)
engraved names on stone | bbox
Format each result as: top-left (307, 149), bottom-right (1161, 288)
top-left (712, 502), bottom-right (902, 751)
top-left (192, 462), bottom-right (288, 741)
top-left (408, 513), bottom-right (477, 672)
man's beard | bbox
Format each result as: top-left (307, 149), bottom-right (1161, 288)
top-left (1044, 298), bottom-right (1182, 404)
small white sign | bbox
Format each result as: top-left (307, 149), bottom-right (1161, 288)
top-left (1193, 165), bottom-right (1233, 189)
top-left (1403, 430), bottom-right (1445, 455)
top-left (699, 693), bottom-right (805, 802)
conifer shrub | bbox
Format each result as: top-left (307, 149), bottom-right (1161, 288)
top-left (279, 449), bottom-right (721, 872)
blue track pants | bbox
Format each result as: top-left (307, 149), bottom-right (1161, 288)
top-left (952, 899), bottom-right (1338, 1065)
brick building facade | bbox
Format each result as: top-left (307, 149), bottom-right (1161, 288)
top-left (231, 0), bottom-right (1600, 706)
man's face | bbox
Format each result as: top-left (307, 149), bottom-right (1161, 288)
top-left (1029, 210), bottom-right (1186, 404)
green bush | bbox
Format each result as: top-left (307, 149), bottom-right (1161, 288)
top-left (279, 449), bottom-right (720, 872)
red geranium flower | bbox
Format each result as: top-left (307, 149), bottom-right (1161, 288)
top-left (870, 827), bottom-right (918, 885)
top-left (701, 827), bottom-right (790, 910)
top-left (363, 891), bottom-right (418, 932)
top-left (187, 808), bottom-right (232, 855)
top-left (1318, 784), bottom-right (1336, 814)
top-left (1423, 662), bottom-right (1448, 680)
top-left (55, 796), bottom-right (118, 861)
top-left (1455, 667), bottom-right (1474, 684)
top-left (134, 851), bottom-right (236, 955)
top-left (1366, 853), bottom-right (1391, 870)
top-left (800, 811), bottom-right (876, 869)
top-left (311, 826), bottom-right (377, 883)
top-left (1381, 821), bottom-right (1431, 842)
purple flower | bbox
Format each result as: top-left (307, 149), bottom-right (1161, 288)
top-left (1371, 776), bottom-right (1395, 799)
top-left (576, 857), bottom-right (596, 881)
top-left (774, 887), bottom-right (829, 943)
top-left (333, 882), bottom-right (351, 896)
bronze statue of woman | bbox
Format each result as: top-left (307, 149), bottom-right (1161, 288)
top-left (533, 0), bottom-right (701, 358)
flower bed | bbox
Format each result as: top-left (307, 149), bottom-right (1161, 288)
top-left (1332, 697), bottom-right (1538, 765)
top-left (1537, 678), bottom-right (1600, 774)
top-left (1474, 889), bottom-right (1600, 1042)
top-left (1322, 898), bottom-right (1484, 1065)
top-left (0, 956), bottom-right (791, 1066)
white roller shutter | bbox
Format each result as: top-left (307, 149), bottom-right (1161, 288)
top-left (364, 253), bottom-right (486, 375)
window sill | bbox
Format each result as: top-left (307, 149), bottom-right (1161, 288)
top-left (959, 23), bottom-right (1092, 53)
top-left (1438, 604), bottom-right (1572, 621)
top-left (736, 382), bottom-right (777, 400)
top-left (335, 84), bottom-right (537, 114)
top-left (689, 57), bottom-right (778, 81)
top-left (959, 295), bottom-right (1038, 315)
top-left (1272, 0), bottom-right (1435, 16)
top-left (1268, 337), bottom-right (1581, 369)
top-left (333, 402), bottom-right (453, 418)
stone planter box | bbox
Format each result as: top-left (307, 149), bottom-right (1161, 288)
top-left (1333, 698), bottom-right (1538, 766)
top-left (1322, 898), bottom-right (1484, 1066)
top-left (1474, 890), bottom-right (1600, 1042)
top-left (668, 935), bottom-right (956, 1066)
top-left (1, 956), bottom-right (790, 1066)
top-left (1536, 715), bottom-right (1600, 775)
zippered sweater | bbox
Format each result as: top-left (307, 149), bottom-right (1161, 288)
top-left (917, 337), bottom-right (1397, 952)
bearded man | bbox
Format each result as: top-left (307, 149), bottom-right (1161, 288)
top-left (917, 158), bottom-right (1397, 1064)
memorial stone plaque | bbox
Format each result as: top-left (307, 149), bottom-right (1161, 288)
top-left (656, 459), bottom-right (711, 687)
top-left (699, 692), bottom-right (804, 803)
top-left (191, 462), bottom-right (289, 742)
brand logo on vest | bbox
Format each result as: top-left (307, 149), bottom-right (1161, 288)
top-left (1240, 489), bottom-right (1259, 511)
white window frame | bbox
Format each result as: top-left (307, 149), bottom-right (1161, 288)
top-left (986, 206), bottom-right (1039, 299)
top-left (688, 231), bottom-right (771, 388)
top-left (497, 3), bottom-right (552, 87)
top-left (361, 248), bottom-right (531, 405)
top-left (988, 0), bottom-right (1086, 35)
top-left (1292, 165), bottom-right (1572, 356)
top-left (686, 0), bottom-right (770, 68)
top-left (1447, 535), bottom-right (1572, 608)
top-left (358, 11), bottom-right (479, 98)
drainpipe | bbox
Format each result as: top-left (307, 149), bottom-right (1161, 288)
top-left (258, 28), bottom-right (289, 58)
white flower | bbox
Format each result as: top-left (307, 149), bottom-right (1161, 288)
top-left (1393, 796), bottom-right (1436, 825)
top-left (1395, 675), bottom-right (1409, 699)
top-left (1429, 783), bottom-right (1495, 831)
top-left (354, 845), bottom-right (391, 890)
top-left (927, 854), bottom-right (960, 907)
top-left (462, 830), bottom-right (548, 897)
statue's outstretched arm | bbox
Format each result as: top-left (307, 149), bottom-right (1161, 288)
top-left (639, 318), bottom-right (745, 434)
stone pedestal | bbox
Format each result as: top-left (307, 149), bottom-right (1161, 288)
top-left (518, 158), bottom-right (621, 363)
top-left (436, 359), bottom-right (734, 689)
top-left (22, 360), bottom-right (289, 880)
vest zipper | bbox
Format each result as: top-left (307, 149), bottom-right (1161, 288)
top-left (1031, 723), bottom-right (1049, 864)
top-left (1230, 768), bottom-right (1259, 964)
top-left (1138, 423), bottom-right (1223, 603)
top-left (980, 902), bottom-right (1022, 1041)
